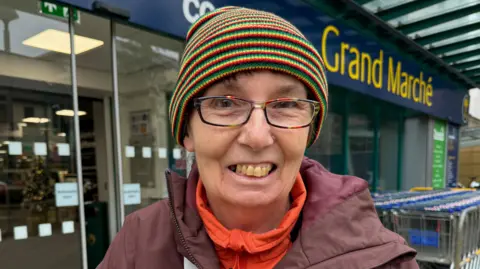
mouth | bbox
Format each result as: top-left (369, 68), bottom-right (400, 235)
top-left (228, 163), bottom-right (277, 178)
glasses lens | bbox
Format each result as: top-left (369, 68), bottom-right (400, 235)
top-left (266, 100), bottom-right (315, 127)
top-left (198, 97), bottom-right (251, 126)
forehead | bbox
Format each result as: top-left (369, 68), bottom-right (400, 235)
top-left (203, 70), bottom-right (308, 98)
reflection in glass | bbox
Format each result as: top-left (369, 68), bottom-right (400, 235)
top-left (347, 114), bottom-right (374, 185)
top-left (0, 1), bottom-right (84, 268)
top-left (378, 104), bottom-right (403, 191)
top-left (306, 113), bottom-right (343, 173)
top-left (306, 89), bottom-right (345, 174)
top-left (113, 23), bottom-right (183, 216)
top-left (71, 11), bottom-right (115, 268)
top-left (347, 94), bottom-right (375, 187)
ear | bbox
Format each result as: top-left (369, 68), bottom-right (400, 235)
top-left (183, 132), bottom-right (195, 152)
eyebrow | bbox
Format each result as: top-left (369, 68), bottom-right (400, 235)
top-left (274, 84), bottom-right (306, 97)
top-left (210, 79), bottom-right (306, 97)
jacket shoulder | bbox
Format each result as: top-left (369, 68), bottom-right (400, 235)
top-left (132, 198), bottom-right (171, 221)
top-left (286, 158), bottom-right (418, 269)
top-left (97, 199), bottom-right (183, 269)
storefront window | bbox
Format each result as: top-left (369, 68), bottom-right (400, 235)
top-left (113, 23), bottom-right (184, 216)
top-left (0, 1), bottom-right (83, 268)
top-left (306, 113), bottom-right (343, 172)
top-left (347, 114), bottom-right (374, 184)
top-left (305, 89), bottom-right (344, 174)
top-left (347, 93), bottom-right (375, 187)
top-left (378, 104), bottom-right (404, 191)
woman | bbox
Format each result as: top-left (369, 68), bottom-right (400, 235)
top-left (98, 6), bottom-right (419, 269)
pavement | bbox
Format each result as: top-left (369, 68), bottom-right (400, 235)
top-left (0, 231), bottom-right (83, 269)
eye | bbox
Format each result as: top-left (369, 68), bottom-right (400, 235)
top-left (211, 98), bottom-right (236, 108)
top-left (272, 101), bottom-right (298, 109)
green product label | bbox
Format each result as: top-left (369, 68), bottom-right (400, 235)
top-left (432, 120), bottom-right (446, 189)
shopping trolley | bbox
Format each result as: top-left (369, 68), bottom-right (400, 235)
top-left (374, 190), bottom-right (473, 231)
top-left (389, 192), bottom-right (480, 269)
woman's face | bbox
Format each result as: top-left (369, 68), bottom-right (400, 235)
top-left (184, 71), bottom-right (310, 208)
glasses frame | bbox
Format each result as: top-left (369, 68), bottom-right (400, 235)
top-left (193, 95), bottom-right (321, 129)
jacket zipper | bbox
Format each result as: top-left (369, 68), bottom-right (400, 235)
top-left (165, 170), bottom-right (203, 269)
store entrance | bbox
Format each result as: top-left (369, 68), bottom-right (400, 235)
top-left (0, 88), bottom-right (111, 269)
top-left (0, 1), bottom-right (117, 268)
top-left (0, 1), bottom-right (185, 268)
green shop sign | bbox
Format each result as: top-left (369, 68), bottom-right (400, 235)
top-left (39, 1), bottom-right (79, 23)
top-left (432, 119), bottom-right (446, 189)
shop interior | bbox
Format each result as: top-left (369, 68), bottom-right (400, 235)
top-left (0, 1), bottom-right (183, 268)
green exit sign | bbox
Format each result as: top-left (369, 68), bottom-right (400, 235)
top-left (39, 1), bottom-right (80, 23)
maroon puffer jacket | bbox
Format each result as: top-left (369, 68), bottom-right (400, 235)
top-left (98, 157), bottom-right (419, 269)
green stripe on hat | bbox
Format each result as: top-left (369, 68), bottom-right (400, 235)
top-left (169, 6), bottom-right (328, 147)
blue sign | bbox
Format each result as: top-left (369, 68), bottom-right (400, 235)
top-left (446, 124), bottom-right (460, 188)
top-left (56, 0), bottom-right (467, 124)
top-left (408, 229), bottom-right (439, 248)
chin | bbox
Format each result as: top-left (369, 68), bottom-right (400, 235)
top-left (223, 190), bottom-right (277, 208)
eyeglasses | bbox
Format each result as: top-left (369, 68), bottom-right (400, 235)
top-left (193, 96), bottom-right (321, 129)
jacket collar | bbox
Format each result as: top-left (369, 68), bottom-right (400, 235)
top-left (166, 157), bottom-right (416, 269)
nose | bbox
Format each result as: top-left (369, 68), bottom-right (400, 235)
top-left (237, 108), bottom-right (275, 150)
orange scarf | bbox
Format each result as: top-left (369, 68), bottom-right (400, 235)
top-left (196, 174), bottom-right (307, 269)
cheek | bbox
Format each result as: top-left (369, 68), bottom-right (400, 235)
top-left (276, 128), bottom-right (309, 160)
top-left (190, 117), bottom-right (236, 160)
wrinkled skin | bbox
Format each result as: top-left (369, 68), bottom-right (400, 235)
top-left (183, 71), bottom-right (310, 228)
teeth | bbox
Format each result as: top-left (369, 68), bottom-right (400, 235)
top-left (234, 164), bottom-right (273, 177)
top-left (246, 166), bottom-right (254, 175)
top-left (254, 167), bottom-right (262, 177)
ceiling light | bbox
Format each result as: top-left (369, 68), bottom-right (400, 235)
top-left (23, 117), bottom-right (50, 123)
top-left (57, 132), bottom-right (66, 137)
top-left (0, 150), bottom-right (6, 154)
top-left (23, 29), bottom-right (104, 55)
top-left (18, 123), bottom-right (27, 127)
top-left (56, 109), bottom-right (87, 117)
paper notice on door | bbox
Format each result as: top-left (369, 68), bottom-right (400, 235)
top-left (8, 141), bottom-right (22, 155)
top-left (34, 142), bottom-right (47, 156)
top-left (142, 147), bottom-right (152, 158)
top-left (38, 223), bottom-right (52, 237)
top-left (125, 146), bottom-right (135, 158)
top-left (14, 226), bottom-right (28, 240)
top-left (55, 183), bottom-right (79, 207)
top-left (158, 147), bottom-right (167, 159)
top-left (123, 183), bottom-right (141, 205)
top-left (57, 143), bottom-right (70, 156)
top-left (62, 221), bottom-right (75, 234)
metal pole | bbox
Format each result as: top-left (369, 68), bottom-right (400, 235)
top-left (396, 113), bottom-right (404, 191)
top-left (68, 8), bottom-right (88, 269)
top-left (372, 104), bottom-right (380, 192)
top-left (454, 206), bottom-right (478, 269)
top-left (3, 21), bottom-right (10, 53)
top-left (110, 20), bottom-right (126, 225)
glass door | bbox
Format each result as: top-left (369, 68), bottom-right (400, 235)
top-left (70, 10), bottom-right (117, 269)
top-left (0, 1), bottom-right (85, 268)
top-left (111, 22), bottom-right (184, 220)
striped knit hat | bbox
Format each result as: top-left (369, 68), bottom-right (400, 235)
top-left (169, 6), bottom-right (328, 147)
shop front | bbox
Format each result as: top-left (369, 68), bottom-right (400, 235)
top-left (0, 0), bottom-right (469, 268)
